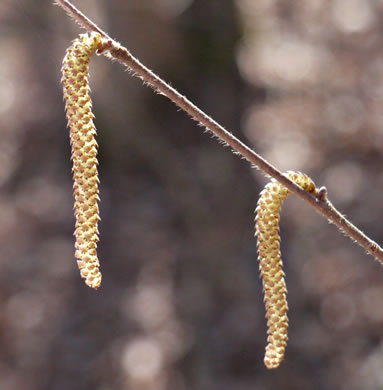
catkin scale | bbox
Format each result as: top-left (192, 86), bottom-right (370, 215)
top-left (255, 171), bottom-right (317, 369)
top-left (62, 33), bottom-right (103, 289)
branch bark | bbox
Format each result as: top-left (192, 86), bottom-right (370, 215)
top-left (55, 0), bottom-right (383, 265)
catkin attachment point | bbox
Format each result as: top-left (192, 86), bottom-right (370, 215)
top-left (255, 171), bottom-right (317, 369)
top-left (62, 32), bottom-right (104, 289)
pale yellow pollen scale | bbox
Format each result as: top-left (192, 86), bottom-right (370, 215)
top-left (62, 32), bottom-right (103, 289)
top-left (255, 171), bottom-right (317, 369)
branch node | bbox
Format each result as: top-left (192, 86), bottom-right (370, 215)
top-left (97, 39), bottom-right (113, 54)
top-left (317, 186), bottom-right (328, 201)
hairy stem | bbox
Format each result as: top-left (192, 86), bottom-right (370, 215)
top-left (55, 0), bottom-right (383, 265)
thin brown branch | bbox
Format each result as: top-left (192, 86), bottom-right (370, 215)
top-left (55, 0), bottom-right (383, 265)
top-left (54, 0), bottom-right (109, 38)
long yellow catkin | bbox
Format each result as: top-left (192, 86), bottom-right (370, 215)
top-left (62, 32), bottom-right (103, 289)
top-left (255, 171), bottom-right (317, 369)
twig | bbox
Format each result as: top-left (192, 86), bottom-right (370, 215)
top-left (54, 0), bottom-right (383, 265)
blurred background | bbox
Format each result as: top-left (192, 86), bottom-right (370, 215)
top-left (2, 0), bottom-right (383, 389)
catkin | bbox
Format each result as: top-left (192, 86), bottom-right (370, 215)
top-left (255, 171), bottom-right (316, 369)
top-left (62, 32), bottom-right (103, 289)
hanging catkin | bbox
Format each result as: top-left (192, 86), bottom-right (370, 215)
top-left (255, 171), bottom-right (317, 369)
top-left (62, 32), bottom-right (103, 289)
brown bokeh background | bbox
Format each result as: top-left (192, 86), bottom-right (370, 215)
top-left (2, 0), bottom-right (383, 389)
